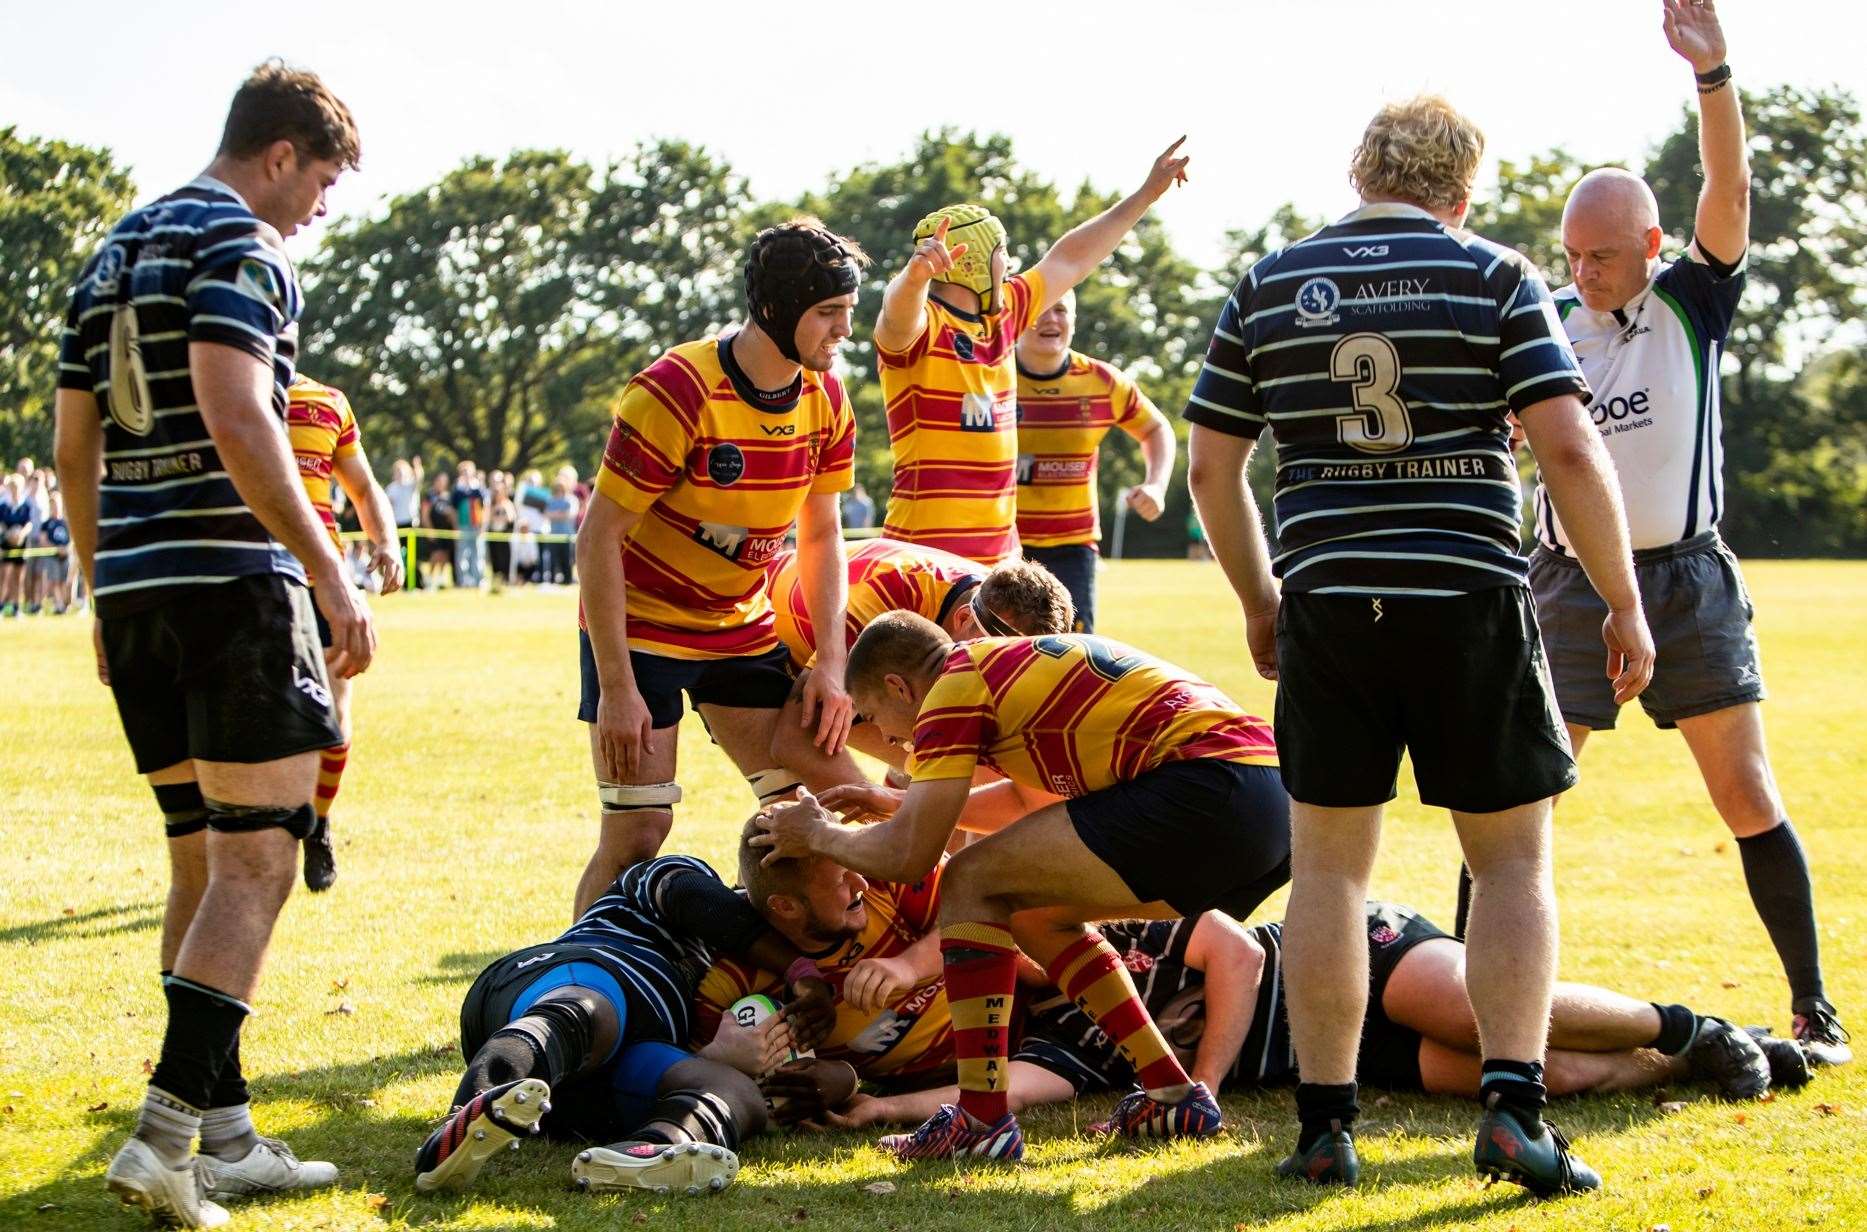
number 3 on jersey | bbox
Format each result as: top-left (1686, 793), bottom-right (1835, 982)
top-left (1331, 332), bottom-right (1412, 454)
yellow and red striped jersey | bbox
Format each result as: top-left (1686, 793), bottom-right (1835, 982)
top-left (285, 375), bottom-right (360, 557)
top-left (908, 634), bottom-right (1277, 794)
top-left (1015, 351), bottom-right (1158, 547)
top-left (768, 536), bottom-right (983, 669)
top-left (592, 334), bottom-right (856, 660)
top-left (878, 270), bottom-right (1047, 565)
top-left (694, 867), bottom-right (955, 1082)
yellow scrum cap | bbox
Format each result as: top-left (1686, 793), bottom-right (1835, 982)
top-left (913, 204), bottom-right (1007, 312)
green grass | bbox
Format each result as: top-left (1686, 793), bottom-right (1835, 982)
top-left (1, 560), bottom-right (1862, 1231)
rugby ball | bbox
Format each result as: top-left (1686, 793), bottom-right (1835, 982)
top-left (728, 993), bottom-right (811, 1062)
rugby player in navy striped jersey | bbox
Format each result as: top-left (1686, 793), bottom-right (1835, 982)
top-left (54, 62), bottom-right (372, 1228)
top-left (1186, 97), bottom-right (1654, 1196)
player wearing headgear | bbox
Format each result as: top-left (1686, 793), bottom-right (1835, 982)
top-left (573, 219), bottom-right (866, 917)
top-left (874, 140), bottom-right (1191, 565)
top-left (415, 854), bottom-right (837, 1197)
top-left (1014, 289), bottom-right (1177, 631)
top-left (1502, 0), bottom-right (1848, 1068)
top-left (753, 613), bottom-right (1291, 1162)
top-left (55, 62), bottom-right (372, 1227)
top-left (1186, 95), bottom-right (1653, 1195)
top-left (826, 906), bottom-right (1796, 1129)
top-left (765, 540), bottom-right (1075, 776)
top-left (284, 374), bottom-right (404, 892)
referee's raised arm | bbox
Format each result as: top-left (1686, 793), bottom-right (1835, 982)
top-left (1664, 0), bottom-right (1749, 265)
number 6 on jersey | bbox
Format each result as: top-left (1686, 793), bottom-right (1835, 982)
top-left (1331, 332), bottom-right (1412, 454)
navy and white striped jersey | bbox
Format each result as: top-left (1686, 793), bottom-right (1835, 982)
top-left (1185, 203), bottom-right (1590, 596)
top-left (58, 177), bottom-right (304, 617)
top-left (1537, 245), bottom-right (1745, 552)
top-left (556, 856), bottom-right (759, 1047)
top-left (1013, 917), bottom-right (1294, 1092)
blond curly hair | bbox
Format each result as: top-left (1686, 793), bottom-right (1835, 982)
top-left (1349, 95), bottom-right (1484, 211)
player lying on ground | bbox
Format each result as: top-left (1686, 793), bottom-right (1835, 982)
top-left (754, 613), bottom-right (1291, 1161)
top-left (768, 544), bottom-right (1076, 779)
top-left (415, 855), bottom-right (835, 1198)
top-left (572, 218), bottom-right (866, 916)
top-left (812, 903), bottom-right (1808, 1130)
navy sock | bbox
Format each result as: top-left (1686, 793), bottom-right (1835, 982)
top-left (1294, 1082), bottom-right (1358, 1150)
top-left (150, 976), bottom-right (250, 1110)
top-left (1649, 1003), bottom-right (1702, 1056)
top-left (1480, 1058), bottom-right (1546, 1127)
top-left (1737, 822), bottom-right (1825, 1003)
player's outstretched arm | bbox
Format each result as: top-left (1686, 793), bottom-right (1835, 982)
top-left (1182, 912), bottom-right (1266, 1093)
top-left (753, 779), bottom-right (971, 883)
top-left (875, 216), bottom-right (967, 354)
top-left (334, 445), bottom-right (404, 594)
top-left (1187, 424), bottom-right (1279, 679)
top-left (1028, 138), bottom-right (1189, 312)
top-left (192, 342), bottom-right (374, 677)
top-left (1663, 0), bottom-right (1749, 263)
top-left (1519, 394), bottom-right (1655, 704)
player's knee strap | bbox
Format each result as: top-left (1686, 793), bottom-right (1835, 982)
top-left (598, 780), bottom-right (682, 815)
top-left (746, 767), bottom-right (803, 805)
top-left (153, 781), bottom-right (208, 838)
top-left (643, 1088), bottom-right (743, 1151)
top-left (202, 798), bottom-right (317, 840)
top-left (528, 986), bottom-right (622, 1072)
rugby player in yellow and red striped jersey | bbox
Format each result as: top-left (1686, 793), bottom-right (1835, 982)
top-left (752, 613), bottom-right (1290, 1161)
top-left (572, 219), bottom-right (866, 917)
top-left (285, 374), bottom-right (404, 892)
top-left (1013, 291), bottom-right (1176, 632)
top-left (764, 540), bottom-right (1075, 780)
top-left (873, 140), bottom-right (1193, 566)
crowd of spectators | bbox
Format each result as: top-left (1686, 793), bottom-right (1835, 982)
top-left (1, 458), bottom-right (78, 617)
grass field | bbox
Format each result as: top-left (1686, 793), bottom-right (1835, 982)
top-left (2, 559), bottom-right (1863, 1232)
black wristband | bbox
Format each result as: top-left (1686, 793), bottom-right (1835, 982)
top-left (1694, 62), bottom-right (1732, 85)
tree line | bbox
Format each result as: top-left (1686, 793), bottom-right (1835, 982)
top-left (3, 86), bottom-right (1863, 555)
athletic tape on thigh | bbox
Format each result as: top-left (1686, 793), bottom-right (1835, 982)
top-left (153, 781), bottom-right (209, 838)
top-left (746, 767), bottom-right (803, 804)
top-left (202, 798), bottom-right (317, 840)
top-left (598, 780), bottom-right (682, 814)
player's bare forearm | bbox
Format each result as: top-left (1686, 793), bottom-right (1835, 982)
top-left (1031, 138), bottom-right (1188, 306)
top-left (1139, 415), bottom-right (1177, 491)
top-left (895, 927), bottom-right (945, 983)
top-left (955, 778), bottom-right (1054, 835)
top-left (575, 496), bottom-right (640, 693)
top-left (190, 344), bottom-right (346, 580)
top-left (1187, 426), bottom-right (1277, 616)
top-left (812, 783), bottom-right (967, 882)
top-left (875, 269), bottom-right (933, 355)
top-left (1692, 67), bottom-right (1749, 262)
top-left (1521, 396), bottom-right (1640, 612)
top-left (335, 449), bottom-right (397, 549)
top-left (52, 390), bottom-right (103, 586)
top-left (796, 495), bottom-right (849, 677)
top-left (1183, 913), bottom-right (1263, 1091)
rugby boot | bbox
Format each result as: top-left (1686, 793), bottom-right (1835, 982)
top-left (1093, 1081), bottom-right (1224, 1139)
top-left (1473, 1097), bottom-right (1601, 1198)
top-left (1275, 1120), bottom-right (1359, 1186)
top-left (879, 1104), bottom-right (1023, 1162)
top-left (1746, 1026), bottom-right (1814, 1090)
top-left (200, 1136), bottom-right (338, 1201)
top-left (1792, 998), bottom-right (1852, 1067)
top-left (414, 1078), bottom-right (550, 1193)
top-left (572, 1140), bottom-right (739, 1195)
top-left (302, 815), bottom-right (337, 892)
top-left (1687, 1017), bottom-right (1772, 1099)
top-left (104, 1136), bottom-right (229, 1228)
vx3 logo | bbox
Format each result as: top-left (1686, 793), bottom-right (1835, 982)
top-left (760, 423), bottom-right (797, 436)
top-left (1342, 244), bottom-right (1390, 258)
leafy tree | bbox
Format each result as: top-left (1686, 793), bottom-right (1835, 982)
top-left (1466, 148), bottom-right (1586, 280)
top-left (299, 142), bottom-right (748, 474)
top-left (0, 128), bottom-right (135, 461)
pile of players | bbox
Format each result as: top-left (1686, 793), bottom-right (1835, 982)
top-left (57, 1), bottom-right (1847, 1226)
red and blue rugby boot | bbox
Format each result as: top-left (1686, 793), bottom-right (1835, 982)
top-left (1094, 1081), bottom-right (1223, 1140)
top-left (879, 1104), bottom-right (1023, 1162)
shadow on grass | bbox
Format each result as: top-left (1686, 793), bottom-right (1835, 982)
top-left (0, 902), bottom-right (160, 947)
top-left (412, 949), bottom-right (506, 987)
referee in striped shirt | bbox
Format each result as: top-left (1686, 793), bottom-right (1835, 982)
top-left (1187, 96), bottom-right (1653, 1197)
top-left (55, 63), bottom-right (372, 1227)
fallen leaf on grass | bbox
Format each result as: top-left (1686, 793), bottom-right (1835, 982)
top-left (862, 1182), bottom-right (896, 1196)
top-left (792, 1208), bottom-right (809, 1222)
top-left (1649, 1225), bottom-right (1671, 1232)
top-left (1721, 980), bottom-right (1741, 989)
top-left (86, 1101), bottom-right (107, 1112)
top-left (1698, 1185), bottom-right (1716, 1198)
top-left (141, 1059), bottom-right (153, 1076)
top-left (1656, 1100), bottom-right (1688, 1113)
top-left (326, 999), bottom-right (356, 1015)
top-left (331, 977), bottom-right (350, 993)
top-left (1714, 841), bottom-right (1728, 854)
top-left (365, 1193), bottom-right (388, 1211)
top-left (1815, 1103), bottom-right (1843, 1116)
top-left (631, 1213), bottom-right (648, 1225)
top-left (1732, 1112), bottom-right (1748, 1125)
top-left (36, 1203), bottom-right (59, 1212)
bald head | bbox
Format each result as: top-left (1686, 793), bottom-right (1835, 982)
top-left (1562, 167), bottom-right (1665, 313)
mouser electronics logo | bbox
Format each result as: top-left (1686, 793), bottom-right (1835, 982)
top-left (959, 393), bottom-right (999, 431)
top-left (694, 522), bottom-right (786, 567)
top-left (1294, 277), bottom-right (1341, 328)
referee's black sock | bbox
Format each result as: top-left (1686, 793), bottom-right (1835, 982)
top-left (1479, 1059), bottom-right (1546, 1129)
top-left (1294, 1082), bottom-right (1358, 1151)
top-left (1737, 820), bottom-right (1826, 1004)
